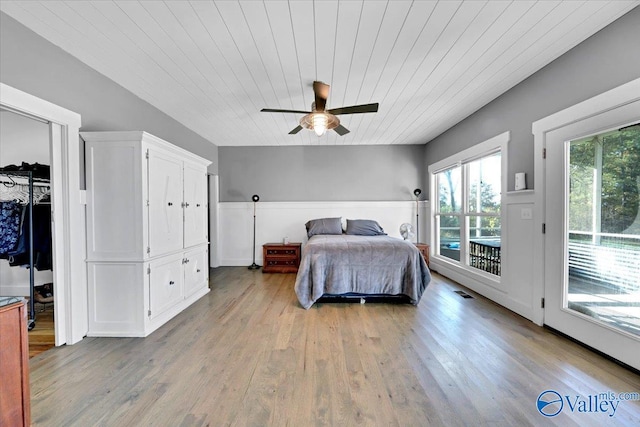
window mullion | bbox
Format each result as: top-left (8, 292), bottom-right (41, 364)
top-left (460, 163), bottom-right (469, 267)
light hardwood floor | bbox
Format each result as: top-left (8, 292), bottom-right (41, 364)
top-left (29, 268), bottom-right (640, 426)
top-left (28, 304), bottom-right (55, 358)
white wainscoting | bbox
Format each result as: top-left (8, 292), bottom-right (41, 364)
top-left (208, 175), bottom-right (220, 268)
top-left (429, 190), bottom-right (537, 322)
top-left (217, 200), bottom-right (429, 266)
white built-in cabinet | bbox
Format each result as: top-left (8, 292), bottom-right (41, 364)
top-left (82, 131), bottom-right (211, 337)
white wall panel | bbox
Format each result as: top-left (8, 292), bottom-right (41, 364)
top-left (505, 199), bottom-right (536, 316)
top-left (218, 200), bottom-right (428, 266)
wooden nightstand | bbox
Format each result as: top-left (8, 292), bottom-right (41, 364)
top-left (415, 243), bottom-right (430, 268)
top-left (262, 243), bottom-right (302, 273)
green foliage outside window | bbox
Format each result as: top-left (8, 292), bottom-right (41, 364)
top-left (569, 125), bottom-right (640, 248)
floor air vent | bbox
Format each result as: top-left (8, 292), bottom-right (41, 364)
top-left (454, 290), bottom-right (474, 299)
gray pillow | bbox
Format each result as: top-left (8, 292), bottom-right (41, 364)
top-left (305, 217), bottom-right (343, 238)
top-left (345, 219), bottom-right (387, 236)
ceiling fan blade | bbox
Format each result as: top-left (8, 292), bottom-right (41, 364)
top-left (288, 125), bottom-right (303, 135)
top-left (261, 108), bottom-right (311, 114)
top-left (327, 103), bottom-right (379, 115)
top-left (333, 124), bottom-right (350, 136)
top-left (313, 81), bottom-right (330, 111)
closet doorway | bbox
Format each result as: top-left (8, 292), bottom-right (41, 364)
top-left (0, 83), bottom-right (85, 347)
top-left (0, 109), bottom-right (54, 354)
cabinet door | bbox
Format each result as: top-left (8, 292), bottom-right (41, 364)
top-left (183, 163), bottom-right (208, 248)
top-left (85, 141), bottom-right (144, 260)
top-left (149, 255), bottom-right (184, 319)
top-left (184, 247), bottom-right (209, 298)
top-left (148, 149), bottom-right (184, 257)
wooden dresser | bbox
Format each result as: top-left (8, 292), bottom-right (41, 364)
top-left (262, 243), bottom-right (302, 273)
top-left (415, 243), bottom-right (430, 268)
top-left (0, 298), bottom-right (31, 427)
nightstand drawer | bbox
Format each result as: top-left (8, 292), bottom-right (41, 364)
top-left (265, 259), bottom-right (298, 267)
top-left (265, 248), bottom-right (298, 257)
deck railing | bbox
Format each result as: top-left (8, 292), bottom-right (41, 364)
top-left (568, 232), bottom-right (640, 293)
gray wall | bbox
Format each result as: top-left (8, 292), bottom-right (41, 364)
top-left (0, 12), bottom-right (218, 174)
top-left (219, 145), bottom-right (426, 202)
top-left (424, 6), bottom-right (640, 195)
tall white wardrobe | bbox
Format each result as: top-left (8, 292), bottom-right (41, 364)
top-left (82, 131), bottom-right (211, 337)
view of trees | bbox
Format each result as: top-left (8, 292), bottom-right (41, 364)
top-left (438, 167), bottom-right (460, 242)
top-left (437, 153), bottom-right (502, 242)
top-left (436, 153), bottom-right (502, 275)
top-left (569, 125), bottom-right (640, 243)
top-left (468, 181), bottom-right (501, 237)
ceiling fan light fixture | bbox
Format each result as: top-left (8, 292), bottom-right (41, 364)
top-left (300, 112), bottom-right (340, 136)
top-left (312, 113), bottom-right (328, 136)
top-left (262, 81), bottom-right (377, 136)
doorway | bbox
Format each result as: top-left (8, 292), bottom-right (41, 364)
top-left (534, 78), bottom-right (640, 370)
top-left (0, 109), bottom-right (55, 354)
top-left (0, 83), bottom-right (86, 346)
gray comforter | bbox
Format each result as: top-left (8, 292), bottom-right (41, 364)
top-left (294, 235), bottom-right (431, 309)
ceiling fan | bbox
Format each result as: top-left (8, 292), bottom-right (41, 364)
top-left (261, 81), bottom-right (379, 136)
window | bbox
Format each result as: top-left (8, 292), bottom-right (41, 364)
top-left (430, 132), bottom-right (508, 280)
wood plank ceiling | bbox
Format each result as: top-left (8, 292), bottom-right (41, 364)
top-left (1, 1), bottom-right (637, 146)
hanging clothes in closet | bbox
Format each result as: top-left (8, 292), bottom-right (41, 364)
top-left (0, 163), bottom-right (52, 271)
top-left (0, 200), bottom-right (22, 256)
top-left (2, 204), bottom-right (52, 270)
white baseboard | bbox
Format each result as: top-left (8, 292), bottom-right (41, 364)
top-left (0, 285), bottom-right (29, 297)
top-left (430, 259), bottom-right (534, 323)
top-left (0, 262), bottom-right (54, 297)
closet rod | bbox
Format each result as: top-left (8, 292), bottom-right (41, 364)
top-left (0, 178), bottom-right (50, 188)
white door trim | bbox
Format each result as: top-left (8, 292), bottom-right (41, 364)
top-left (532, 78), bottom-right (640, 326)
top-left (0, 82), bottom-right (87, 345)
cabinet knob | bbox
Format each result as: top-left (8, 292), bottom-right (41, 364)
top-left (196, 204), bottom-right (201, 207)
top-left (169, 281), bottom-right (175, 285)
top-left (196, 269), bottom-right (201, 273)
top-left (185, 202), bottom-right (190, 208)
top-left (168, 202), bottom-right (173, 206)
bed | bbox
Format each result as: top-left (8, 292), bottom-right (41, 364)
top-left (294, 221), bottom-right (431, 309)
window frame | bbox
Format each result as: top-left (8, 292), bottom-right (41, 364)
top-left (429, 132), bottom-right (509, 289)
